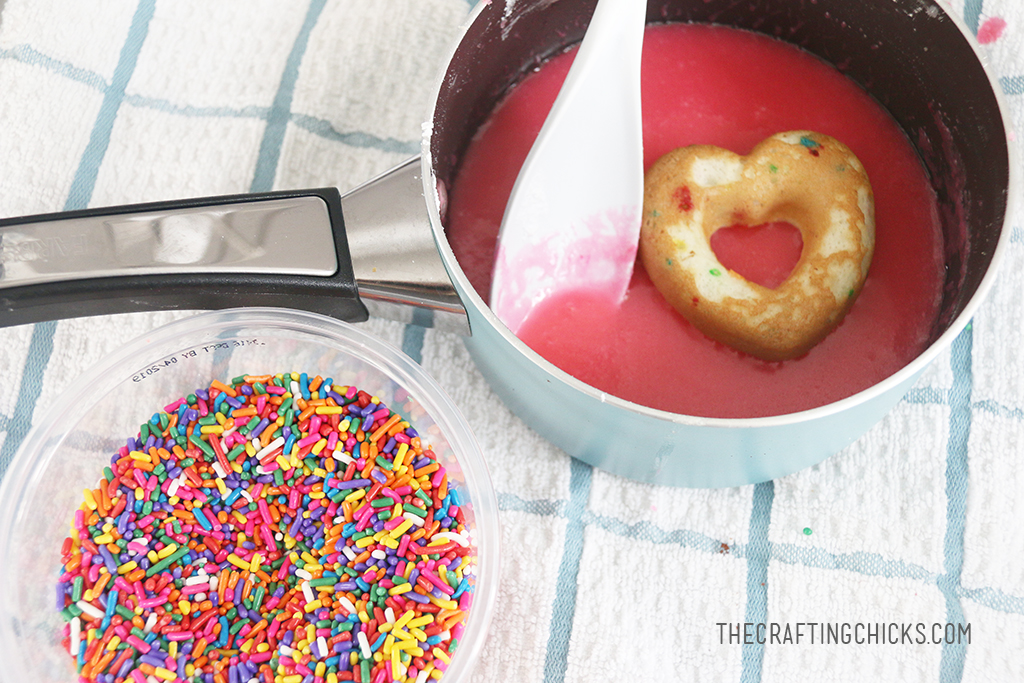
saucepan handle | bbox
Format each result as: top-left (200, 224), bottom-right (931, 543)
top-left (0, 188), bottom-right (368, 327)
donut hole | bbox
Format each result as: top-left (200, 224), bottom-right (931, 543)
top-left (709, 221), bottom-right (803, 289)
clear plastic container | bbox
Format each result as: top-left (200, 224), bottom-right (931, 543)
top-left (0, 308), bottom-right (499, 682)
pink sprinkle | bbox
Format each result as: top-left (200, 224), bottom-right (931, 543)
top-left (163, 398), bottom-right (185, 413)
top-left (977, 17), bottom-right (1006, 44)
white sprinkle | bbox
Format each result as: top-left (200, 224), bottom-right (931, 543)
top-left (403, 512), bottom-right (425, 526)
top-left (341, 546), bottom-right (357, 562)
top-left (209, 576), bottom-right (219, 590)
top-left (143, 612), bottom-right (158, 633)
top-left (296, 569), bottom-right (313, 581)
top-left (317, 635), bottom-right (328, 659)
top-left (370, 549), bottom-right (387, 560)
top-left (76, 601), bottom-right (104, 619)
top-left (430, 531), bottom-right (469, 547)
top-left (279, 644), bottom-right (294, 657)
top-left (211, 462), bottom-right (227, 479)
top-left (384, 607), bottom-right (396, 624)
top-left (332, 449), bottom-right (354, 464)
top-left (70, 616), bottom-right (81, 654)
top-left (255, 437), bottom-right (286, 461)
top-left (301, 581), bottom-right (314, 604)
top-left (338, 596), bottom-right (358, 615)
top-left (415, 669), bottom-right (430, 683)
top-left (291, 381), bottom-right (301, 396)
top-left (240, 489), bottom-right (254, 503)
top-left (357, 630), bottom-right (372, 659)
top-left (194, 593), bottom-right (207, 602)
top-left (167, 479), bottom-right (180, 498)
top-left (148, 675), bottom-right (161, 683)
top-left (275, 532), bottom-right (284, 541)
top-left (185, 575), bottom-right (210, 586)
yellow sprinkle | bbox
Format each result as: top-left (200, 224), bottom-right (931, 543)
top-left (407, 615), bottom-right (433, 629)
top-left (303, 599), bottom-right (322, 613)
top-left (81, 490), bottom-right (98, 510)
top-left (117, 561), bottom-right (137, 575)
top-left (276, 455), bottom-right (292, 470)
top-left (428, 596), bottom-right (458, 610)
top-left (93, 533), bottom-right (114, 545)
top-left (391, 628), bottom-right (414, 642)
top-left (394, 443), bottom-right (409, 468)
top-left (178, 600), bottom-right (190, 614)
top-left (344, 489), bottom-right (365, 503)
top-left (199, 425), bottom-right (223, 435)
top-left (153, 667), bottom-right (177, 682)
top-left (388, 583), bottom-right (413, 596)
top-left (249, 554), bottom-right (262, 573)
top-left (354, 536), bottom-right (375, 549)
top-left (315, 406), bottom-right (345, 415)
top-left (105, 635), bottom-right (121, 651)
top-left (169, 640), bottom-right (178, 658)
top-left (388, 519), bottom-right (414, 539)
top-left (311, 439), bottom-right (328, 455)
top-left (157, 543), bottom-right (178, 559)
top-left (245, 442), bottom-right (257, 456)
top-left (432, 647), bottom-right (451, 664)
top-left (226, 554), bottom-right (250, 571)
top-left (215, 478), bottom-right (228, 496)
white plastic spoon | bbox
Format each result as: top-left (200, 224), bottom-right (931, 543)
top-left (489, 0), bottom-right (646, 335)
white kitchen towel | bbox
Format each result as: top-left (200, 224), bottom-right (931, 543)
top-left (0, 1), bottom-right (1022, 682)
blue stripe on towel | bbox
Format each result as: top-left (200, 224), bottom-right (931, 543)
top-left (250, 0), bottom-right (328, 192)
top-left (0, 1), bottom-right (155, 481)
top-left (963, 0), bottom-right (984, 35)
top-left (543, 458), bottom-right (591, 683)
top-left (64, 0), bottom-right (156, 211)
top-left (1000, 76), bottom-right (1024, 96)
top-left (0, 321), bottom-right (57, 479)
top-left (0, 45), bottom-right (108, 90)
top-left (938, 327), bottom-right (973, 682)
top-left (741, 481), bottom-right (774, 683)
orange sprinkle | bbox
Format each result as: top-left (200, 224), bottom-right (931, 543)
top-left (210, 379), bottom-right (237, 397)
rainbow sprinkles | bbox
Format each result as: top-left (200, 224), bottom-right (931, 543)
top-left (57, 372), bottom-right (477, 683)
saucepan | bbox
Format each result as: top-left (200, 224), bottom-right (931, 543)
top-left (0, 0), bottom-right (1017, 487)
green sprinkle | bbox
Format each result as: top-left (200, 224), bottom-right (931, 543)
top-left (651, 209), bottom-right (661, 217)
top-left (666, 258), bottom-right (673, 266)
top-left (803, 527), bottom-right (813, 536)
top-left (848, 289), bottom-right (855, 298)
top-left (768, 163), bottom-right (778, 173)
top-left (402, 503), bottom-right (428, 518)
top-left (710, 268), bottom-right (722, 277)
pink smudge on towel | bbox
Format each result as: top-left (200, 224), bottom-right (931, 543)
top-left (977, 17), bottom-right (1006, 44)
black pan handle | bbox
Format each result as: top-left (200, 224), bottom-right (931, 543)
top-left (0, 188), bottom-right (368, 327)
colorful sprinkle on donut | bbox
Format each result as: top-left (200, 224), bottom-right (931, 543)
top-left (57, 373), bottom-right (477, 683)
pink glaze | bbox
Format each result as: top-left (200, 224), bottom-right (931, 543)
top-left (491, 204), bottom-right (640, 334)
top-left (445, 23), bottom-right (944, 418)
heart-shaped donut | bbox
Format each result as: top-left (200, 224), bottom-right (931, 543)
top-left (639, 131), bottom-right (874, 361)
